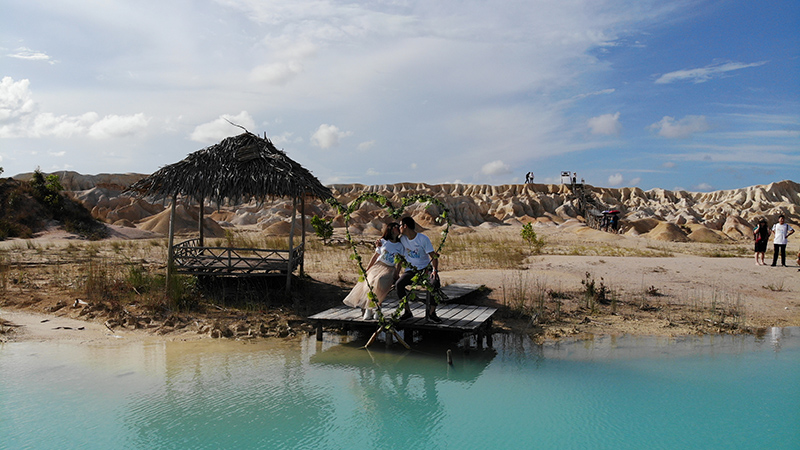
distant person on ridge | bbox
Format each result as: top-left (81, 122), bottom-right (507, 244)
top-left (770, 214), bottom-right (794, 267)
top-left (753, 218), bottom-right (770, 265)
top-left (395, 217), bottom-right (441, 323)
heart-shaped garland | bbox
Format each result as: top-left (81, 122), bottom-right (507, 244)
top-left (327, 193), bottom-right (451, 331)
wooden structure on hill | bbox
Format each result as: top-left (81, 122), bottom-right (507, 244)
top-left (125, 131), bottom-right (332, 291)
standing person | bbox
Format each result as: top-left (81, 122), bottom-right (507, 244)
top-left (395, 217), bottom-right (441, 323)
top-left (343, 222), bottom-right (404, 319)
top-left (753, 218), bottom-right (770, 265)
top-left (770, 214), bottom-right (794, 267)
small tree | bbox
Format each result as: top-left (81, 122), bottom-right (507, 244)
top-left (30, 169), bottom-right (63, 209)
top-left (311, 214), bottom-right (334, 244)
top-left (521, 222), bottom-right (545, 254)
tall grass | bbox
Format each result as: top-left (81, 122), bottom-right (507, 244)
top-left (500, 270), bottom-right (560, 324)
top-left (0, 252), bottom-right (7, 295)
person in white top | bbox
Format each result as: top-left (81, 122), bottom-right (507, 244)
top-left (771, 214), bottom-right (794, 267)
top-left (395, 217), bottom-right (441, 323)
top-left (343, 222), bottom-right (404, 319)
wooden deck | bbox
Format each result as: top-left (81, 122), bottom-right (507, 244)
top-left (308, 283), bottom-right (496, 347)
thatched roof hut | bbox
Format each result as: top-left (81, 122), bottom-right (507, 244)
top-left (125, 131), bottom-right (332, 292)
top-left (126, 132), bottom-right (331, 204)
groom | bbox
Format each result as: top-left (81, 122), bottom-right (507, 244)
top-left (395, 217), bottom-right (441, 323)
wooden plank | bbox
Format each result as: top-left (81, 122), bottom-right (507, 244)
top-left (440, 284), bottom-right (482, 299)
top-left (382, 283), bottom-right (481, 302)
top-left (451, 307), bottom-right (492, 328)
top-left (470, 308), bottom-right (497, 326)
top-left (440, 305), bottom-right (479, 324)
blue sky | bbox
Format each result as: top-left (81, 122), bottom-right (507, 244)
top-left (1, 0), bottom-right (798, 191)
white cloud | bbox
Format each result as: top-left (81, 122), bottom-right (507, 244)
top-left (270, 132), bottom-right (302, 147)
top-left (588, 112), bottom-right (621, 135)
top-left (649, 115), bottom-right (709, 139)
top-left (29, 112), bottom-right (98, 138)
top-left (366, 168), bottom-right (379, 176)
top-left (629, 177), bottom-right (641, 186)
top-left (481, 160), bottom-right (511, 176)
top-left (694, 182), bottom-right (713, 191)
top-left (662, 161), bottom-right (676, 169)
top-left (88, 113), bottom-right (149, 139)
top-left (665, 145), bottom-right (800, 165)
top-left (357, 140), bottom-right (376, 151)
top-left (608, 173), bottom-right (623, 186)
top-left (571, 88), bottom-right (616, 101)
top-left (311, 124), bottom-right (352, 149)
top-left (190, 112), bottom-right (256, 143)
top-left (8, 47), bottom-right (53, 63)
top-left (249, 61), bottom-right (304, 85)
top-left (0, 77), bottom-right (150, 140)
top-left (0, 77), bottom-right (36, 121)
top-left (655, 61), bottom-right (767, 84)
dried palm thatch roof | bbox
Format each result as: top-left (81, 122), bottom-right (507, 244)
top-left (125, 132), bottom-right (332, 204)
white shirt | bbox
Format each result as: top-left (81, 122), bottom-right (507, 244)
top-left (376, 239), bottom-right (405, 266)
top-left (772, 223), bottom-right (793, 245)
top-left (400, 232), bottom-right (435, 270)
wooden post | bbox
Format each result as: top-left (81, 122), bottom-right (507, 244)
top-left (486, 319), bottom-right (493, 348)
top-left (300, 195), bottom-right (306, 277)
top-left (315, 323), bottom-right (323, 341)
top-left (392, 330), bottom-right (411, 350)
top-left (286, 196), bottom-right (297, 292)
top-left (365, 327), bottom-right (381, 348)
top-left (197, 197), bottom-right (204, 247)
top-left (166, 196), bottom-right (177, 296)
top-left (425, 290), bottom-right (432, 321)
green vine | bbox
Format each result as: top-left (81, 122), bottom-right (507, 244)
top-left (327, 193), bottom-right (451, 332)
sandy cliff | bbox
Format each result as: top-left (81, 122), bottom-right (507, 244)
top-left (17, 171), bottom-right (798, 242)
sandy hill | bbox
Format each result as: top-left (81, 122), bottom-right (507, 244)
top-left (12, 171), bottom-right (799, 242)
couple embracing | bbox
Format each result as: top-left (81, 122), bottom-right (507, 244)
top-left (343, 217), bottom-right (442, 323)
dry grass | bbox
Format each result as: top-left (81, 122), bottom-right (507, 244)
top-left (0, 224), bottom-right (767, 342)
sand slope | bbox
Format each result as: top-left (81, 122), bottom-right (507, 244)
top-left (20, 171), bottom-right (800, 242)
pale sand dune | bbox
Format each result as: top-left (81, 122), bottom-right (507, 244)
top-left (59, 175), bottom-right (799, 242)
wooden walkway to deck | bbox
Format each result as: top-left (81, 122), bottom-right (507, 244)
top-left (308, 283), bottom-right (497, 348)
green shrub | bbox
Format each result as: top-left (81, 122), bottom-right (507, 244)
top-left (520, 222), bottom-right (545, 254)
top-left (311, 214), bottom-right (334, 244)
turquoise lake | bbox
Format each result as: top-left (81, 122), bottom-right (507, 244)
top-left (1, 328), bottom-right (798, 450)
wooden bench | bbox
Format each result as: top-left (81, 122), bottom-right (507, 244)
top-left (172, 238), bottom-right (303, 277)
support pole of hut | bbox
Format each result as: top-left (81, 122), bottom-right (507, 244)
top-left (286, 196), bottom-right (297, 292)
top-left (166, 195), bottom-right (177, 296)
top-left (300, 195), bottom-right (306, 277)
top-left (197, 197), bottom-right (204, 247)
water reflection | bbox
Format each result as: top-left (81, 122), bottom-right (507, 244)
top-left (2, 329), bottom-right (797, 450)
top-left (309, 339), bottom-right (497, 447)
top-left (121, 341), bottom-right (335, 449)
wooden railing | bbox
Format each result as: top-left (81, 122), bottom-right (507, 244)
top-left (172, 238), bottom-right (303, 277)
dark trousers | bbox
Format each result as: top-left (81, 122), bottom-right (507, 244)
top-left (397, 269), bottom-right (440, 314)
top-left (772, 244), bottom-right (787, 266)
